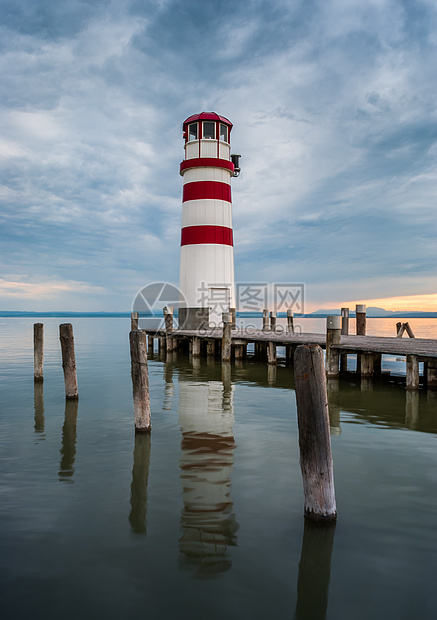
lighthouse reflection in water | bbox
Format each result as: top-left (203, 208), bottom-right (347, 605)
top-left (177, 363), bottom-right (239, 576)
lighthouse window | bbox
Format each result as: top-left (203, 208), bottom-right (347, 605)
top-left (220, 124), bottom-right (228, 142)
top-left (203, 122), bottom-right (215, 139)
top-left (188, 123), bottom-right (198, 141)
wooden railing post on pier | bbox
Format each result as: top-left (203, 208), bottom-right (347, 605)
top-left (294, 344), bottom-right (337, 521)
top-left (356, 305), bottom-right (366, 335)
top-left (222, 312), bottom-right (232, 362)
top-left (340, 308), bottom-right (349, 373)
top-left (287, 309), bottom-right (294, 334)
top-left (230, 307), bottom-right (236, 329)
top-left (262, 309), bottom-right (269, 331)
top-left (270, 311), bottom-right (277, 332)
top-left (59, 323), bottom-right (78, 400)
top-left (131, 312), bottom-right (139, 331)
top-left (34, 323), bottom-right (44, 382)
top-left (326, 316), bottom-right (341, 378)
top-left (130, 330), bottom-right (151, 433)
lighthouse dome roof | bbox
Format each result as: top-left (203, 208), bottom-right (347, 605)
top-left (183, 112), bottom-right (232, 128)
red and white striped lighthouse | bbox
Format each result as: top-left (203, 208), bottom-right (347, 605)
top-left (178, 112), bottom-right (240, 329)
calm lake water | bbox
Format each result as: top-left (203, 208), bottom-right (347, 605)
top-left (1, 317), bottom-right (436, 619)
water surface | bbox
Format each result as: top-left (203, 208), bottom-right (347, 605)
top-left (0, 318), bottom-right (436, 619)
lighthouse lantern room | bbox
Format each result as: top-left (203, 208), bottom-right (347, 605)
top-left (178, 112), bottom-right (239, 329)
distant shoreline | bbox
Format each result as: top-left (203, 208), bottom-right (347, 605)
top-left (1, 311), bottom-right (436, 319)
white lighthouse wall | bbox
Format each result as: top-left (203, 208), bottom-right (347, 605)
top-left (182, 167), bottom-right (231, 184)
top-left (182, 200), bottom-right (232, 228)
top-left (179, 244), bottom-right (235, 310)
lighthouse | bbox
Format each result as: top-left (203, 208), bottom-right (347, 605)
top-left (178, 112), bottom-right (240, 329)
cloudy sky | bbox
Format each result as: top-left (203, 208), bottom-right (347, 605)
top-left (1, 0), bottom-right (436, 312)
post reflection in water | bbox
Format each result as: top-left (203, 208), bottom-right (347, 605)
top-left (33, 382), bottom-right (45, 438)
top-left (163, 362), bottom-right (174, 411)
top-left (129, 433), bottom-right (152, 535)
top-left (405, 390), bottom-right (419, 429)
top-left (326, 379), bottom-right (341, 435)
top-left (178, 363), bottom-right (239, 577)
top-left (58, 400), bottom-right (78, 483)
top-left (294, 520), bottom-right (336, 620)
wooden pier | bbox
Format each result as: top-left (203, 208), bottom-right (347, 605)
top-left (144, 311), bottom-right (437, 391)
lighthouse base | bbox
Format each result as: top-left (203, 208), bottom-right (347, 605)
top-left (179, 308), bottom-right (210, 330)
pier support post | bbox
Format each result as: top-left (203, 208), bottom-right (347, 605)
top-left (360, 353), bottom-right (374, 377)
top-left (286, 344), bottom-right (295, 365)
top-left (130, 330), bottom-right (151, 433)
top-left (406, 355), bottom-right (419, 390)
top-left (222, 313), bottom-right (232, 362)
top-left (164, 307), bottom-right (174, 354)
top-left (131, 312), bottom-right (139, 331)
top-left (207, 339), bottom-right (216, 357)
top-left (270, 311), bottom-right (277, 332)
top-left (262, 309), bottom-right (269, 331)
top-left (235, 344), bottom-right (245, 360)
top-left (192, 336), bottom-right (201, 358)
top-left (294, 344), bottom-right (337, 521)
top-left (287, 309), bottom-right (294, 334)
top-left (34, 323), bottom-right (44, 383)
top-left (373, 353), bottom-right (382, 376)
top-left (427, 362), bottom-right (437, 388)
top-left (59, 323), bottom-right (79, 400)
top-left (325, 316), bottom-right (341, 378)
top-left (147, 335), bottom-right (154, 356)
top-left (267, 342), bottom-right (277, 365)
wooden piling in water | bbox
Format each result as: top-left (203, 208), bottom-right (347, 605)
top-left (129, 330), bottom-right (151, 433)
top-left (164, 307), bottom-right (174, 353)
top-left (294, 344), bottom-right (337, 522)
top-left (222, 312), bottom-right (232, 362)
top-left (406, 354), bottom-right (419, 390)
top-left (325, 316), bottom-right (341, 378)
top-left (267, 341), bottom-right (277, 365)
top-left (340, 308), bottom-right (349, 373)
top-left (131, 312), bottom-right (139, 331)
top-left (34, 323), bottom-right (44, 383)
top-left (427, 362), bottom-right (437, 388)
top-left (192, 336), bottom-right (201, 358)
top-left (360, 353), bottom-right (374, 377)
top-left (147, 335), bottom-right (154, 356)
top-left (207, 339), bottom-right (216, 357)
top-left (59, 323), bottom-right (78, 400)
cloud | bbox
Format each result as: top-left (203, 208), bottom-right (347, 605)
top-left (0, 0), bottom-right (436, 310)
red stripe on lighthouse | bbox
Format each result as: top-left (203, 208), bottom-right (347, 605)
top-left (183, 181), bottom-right (231, 203)
top-left (181, 225), bottom-right (233, 246)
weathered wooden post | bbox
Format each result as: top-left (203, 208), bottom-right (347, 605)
top-left (234, 344), bottom-right (245, 360)
top-left (267, 341), bottom-right (277, 365)
top-left (406, 354), bottom-right (419, 390)
top-left (360, 353), bottom-right (374, 377)
top-left (192, 336), bottom-right (201, 358)
top-left (59, 323), bottom-right (79, 400)
top-left (222, 312), bottom-right (232, 362)
top-left (287, 309), bottom-right (294, 334)
top-left (396, 322), bottom-right (402, 337)
top-left (270, 311), bottom-right (277, 332)
top-left (129, 433), bottom-right (151, 534)
top-left (230, 307), bottom-right (236, 329)
top-left (262, 309), bottom-right (269, 331)
top-left (207, 339), bottom-right (216, 357)
top-left (130, 330), bottom-right (151, 433)
top-left (164, 307), bottom-right (174, 353)
top-left (294, 345), bottom-right (337, 521)
top-left (341, 308), bottom-right (349, 335)
top-left (131, 312), bottom-right (139, 330)
top-left (34, 323), bottom-right (44, 382)
top-left (427, 362), bottom-right (437, 389)
top-left (325, 316), bottom-right (341, 378)
top-left (147, 335), bottom-right (154, 356)
top-left (356, 304), bottom-right (366, 335)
